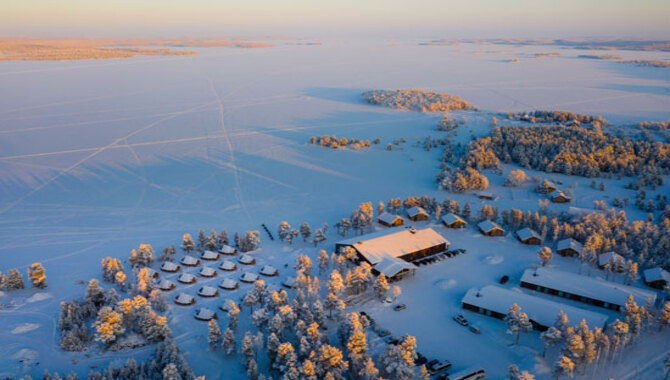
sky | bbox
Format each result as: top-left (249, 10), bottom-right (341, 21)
top-left (2, 0), bottom-right (669, 39)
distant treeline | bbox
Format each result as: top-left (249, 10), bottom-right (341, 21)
top-left (362, 89), bottom-right (474, 112)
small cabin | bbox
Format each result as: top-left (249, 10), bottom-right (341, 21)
top-left (557, 238), bottom-right (582, 257)
top-left (541, 180), bottom-right (558, 194)
top-left (282, 277), bottom-right (297, 289)
top-left (260, 265), bottom-right (278, 277)
top-left (516, 227), bottom-right (542, 245)
top-left (549, 190), bottom-right (571, 203)
top-left (178, 273), bottom-right (196, 284)
top-left (598, 252), bottom-right (625, 272)
top-left (378, 212), bottom-right (404, 227)
top-left (478, 220), bottom-right (505, 236)
top-left (219, 299), bottom-right (236, 312)
top-left (219, 260), bottom-right (237, 271)
top-left (197, 286), bottom-right (218, 297)
top-left (218, 245), bottom-right (237, 256)
top-left (240, 272), bottom-right (259, 283)
top-left (219, 278), bottom-right (239, 290)
top-left (146, 268), bottom-right (160, 279)
top-left (181, 255), bottom-right (200, 267)
top-left (477, 192), bottom-right (496, 201)
top-left (238, 254), bottom-right (256, 265)
top-left (161, 261), bottom-right (180, 273)
top-left (407, 206), bottom-right (429, 222)
top-left (199, 266), bottom-right (217, 278)
top-left (643, 267), bottom-right (670, 290)
top-left (194, 308), bottom-right (217, 321)
top-left (201, 250), bottom-right (219, 261)
top-left (157, 279), bottom-right (175, 291)
top-left (174, 293), bottom-right (195, 306)
top-left (441, 213), bottom-right (466, 229)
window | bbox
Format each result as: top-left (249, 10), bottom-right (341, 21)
top-left (558, 291), bottom-right (563, 297)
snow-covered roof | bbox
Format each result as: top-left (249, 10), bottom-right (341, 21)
top-left (441, 213), bottom-right (465, 226)
top-left (194, 308), bottom-right (216, 320)
top-left (199, 266), bottom-right (217, 277)
top-left (478, 192), bottom-right (495, 199)
top-left (260, 265), bottom-right (278, 276)
top-left (378, 212), bottom-right (403, 225)
top-left (198, 285), bottom-right (218, 297)
top-left (219, 245), bottom-right (237, 255)
top-left (175, 293), bottom-right (194, 305)
top-left (161, 261), bottom-right (180, 272)
top-left (549, 190), bottom-right (570, 200)
top-left (336, 228), bottom-right (448, 266)
top-left (643, 267), bottom-right (670, 283)
top-left (282, 276), bottom-right (297, 288)
top-left (157, 279), bottom-right (175, 291)
top-left (219, 260), bottom-right (236, 271)
top-left (462, 286), bottom-right (609, 329)
top-left (407, 206), bottom-right (428, 218)
top-left (374, 257), bottom-right (416, 278)
top-left (181, 255), bottom-right (200, 266)
top-left (219, 278), bottom-right (238, 289)
top-left (178, 273), bottom-right (196, 284)
top-left (557, 238), bottom-right (582, 253)
top-left (238, 254), bottom-right (255, 265)
top-left (516, 227), bottom-right (540, 242)
top-left (598, 252), bottom-right (624, 267)
top-left (478, 220), bottom-right (503, 233)
top-left (146, 268), bottom-right (159, 278)
top-left (201, 250), bottom-right (219, 260)
top-left (219, 299), bottom-right (235, 311)
top-left (240, 272), bottom-right (259, 283)
top-left (521, 268), bottom-right (657, 307)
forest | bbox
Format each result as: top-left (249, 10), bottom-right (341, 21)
top-left (362, 89), bottom-right (474, 113)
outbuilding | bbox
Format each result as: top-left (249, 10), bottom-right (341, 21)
top-left (161, 261), bottom-right (180, 273)
top-left (378, 212), bottom-right (404, 227)
top-left (516, 227), bottom-right (542, 245)
top-left (260, 265), bottom-right (278, 277)
top-left (174, 293), bottom-right (195, 305)
top-left (219, 245), bottom-right (237, 255)
top-left (238, 254), bottom-right (256, 265)
top-left (549, 190), bottom-right (571, 203)
top-left (201, 250), bottom-right (219, 261)
top-left (199, 266), bottom-right (217, 278)
top-left (282, 277), bottom-right (297, 289)
top-left (520, 267), bottom-right (657, 312)
top-left (197, 285), bottom-right (218, 297)
top-left (194, 308), bottom-right (216, 321)
top-left (219, 260), bottom-right (237, 271)
top-left (157, 279), bottom-right (176, 291)
top-left (407, 206), bottom-right (429, 221)
top-left (441, 213), bottom-right (466, 229)
top-left (181, 255), bottom-right (200, 267)
top-left (477, 192), bottom-right (496, 201)
top-left (557, 238), bottom-right (582, 257)
top-left (598, 252), bottom-right (625, 272)
top-left (219, 299), bottom-right (236, 312)
top-left (177, 273), bottom-right (196, 284)
top-left (478, 220), bottom-right (505, 236)
top-left (219, 278), bottom-right (239, 290)
top-left (643, 267), bottom-right (670, 290)
top-left (373, 257), bottom-right (416, 282)
top-left (240, 272), bottom-right (259, 283)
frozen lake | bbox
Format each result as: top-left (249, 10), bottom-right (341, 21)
top-left (1, 38), bottom-right (669, 379)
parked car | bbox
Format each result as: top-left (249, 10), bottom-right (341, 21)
top-left (378, 329), bottom-right (391, 337)
top-left (359, 311), bottom-right (375, 326)
top-left (384, 336), bottom-right (400, 345)
top-left (415, 352), bottom-right (428, 366)
top-left (499, 275), bottom-right (509, 284)
top-left (453, 248), bottom-right (467, 255)
top-left (446, 367), bottom-right (486, 380)
top-left (393, 304), bottom-right (407, 311)
top-left (453, 314), bottom-right (469, 326)
top-left (469, 325), bottom-right (481, 334)
top-left (427, 359), bottom-right (452, 374)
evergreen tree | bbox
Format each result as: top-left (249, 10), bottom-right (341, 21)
top-left (373, 274), bottom-right (390, 300)
top-left (278, 221), bottom-right (291, 242)
top-left (218, 230), bottom-right (229, 247)
top-left (552, 356), bottom-right (574, 379)
top-left (196, 229), bottom-right (206, 252)
top-left (207, 319), bottom-right (221, 348)
top-left (6, 269), bottom-right (25, 290)
top-left (540, 326), bottom-right (563, 357)
top-left (181, 234), bottom-right (196, 253)
top-left (222, 328), bottom-right (236, 355)
top-left (312, 228), bottom-right (326, 247)
top-left (162, 363), bottom-right (181, 380)
top-left (462, 202), bottom-right (471, 220)
top-left (228, 301), bottom-right (240, 330)
top-left (300, 223), bottom-right (312, 242)
top-left (318, 250), bottom-right (330, 275)
top-left (538, 247), bottom-right (553, 266)
top-left (86, 279), bottom-right (105, 306)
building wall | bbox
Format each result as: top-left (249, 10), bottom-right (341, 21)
top-left (520, 281), bottom-right (622, 312)
top-left (557, 248), bottom-right (579, 257)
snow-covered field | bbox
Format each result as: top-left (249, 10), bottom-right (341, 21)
top-left (1, 39), bottom-right (669, 379)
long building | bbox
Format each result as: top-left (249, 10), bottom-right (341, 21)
top-left (335, 228), bottom-right (449, 280)
top-left (520, 267), bottom-right (657, 312)
top-left (462, 285), bottom-right (609, 331)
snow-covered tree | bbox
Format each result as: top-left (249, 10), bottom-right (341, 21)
top-left (218, 230), bottom-right (229, 247)
top-left (312, 228), bottom-right (326, 247)
top-left (129, 244), bottom-right (155, 267)
top-left (538, 247), bottom-right (553, 266)
top-left (241, 331), bottom-right (255, 364)
top-left (208, 319), bottom-right (221, 348)
top-left (378, 344), bottom-right (413, 380)
top-left (228, 301), bottom-right (240, 330)
top-left (247, 358), bottom-right (259, 380)
top-left (27, 263), bottom-right (47, 288)
top-left (659, 302), bottom-right (670, 331)
top-left (93, 306), bottom-right (124, 345)
top-left (313, 344), bottom-right (348, 379)
top-left (162, 363), bottom-right (181, 380)
top-left (222, 328), bottom-right (236, 355)
top-left (86, 279), bottom-right (105, 306)
top-left (359, 357), bottom-right (379, 380)
top-left (351, 202), bottom-right (374, 234)
top-left (505, 304), bottom-right (532, 345)
top-left (392, 285), bottom-right (402, 301)
top-left (101, 257), bottom-right (123, 282)
top-left (296, 255), bottom-right (313, 277)
top-left (373, 273), bottom-right (390, 300)
top-left (338, 218), bottom-right (351, 236)
top-left (6, 269), bottom-right (25, 290)
top-left (159, 245), bottom-right (176, 262)
top-left (505, 169), bottom-right (528, 187)
top-left (541, 326), bottom-right (563, 357)
top-left (278, 221), bottom-right (291, 242)
top-left (181, 234), bottom-right (195, 253)
top-left (300, 222), bottom-right (312, 242)
top-left (552, 355), bottom-right (574, 379)
top-left (318, 250), bottom-right (330, 275)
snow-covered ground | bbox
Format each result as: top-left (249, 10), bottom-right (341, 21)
top-left (1, 39), bottom-right (669, 378)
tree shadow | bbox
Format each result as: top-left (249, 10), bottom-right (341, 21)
top-left (303, 87), bottom-right (370, 106)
